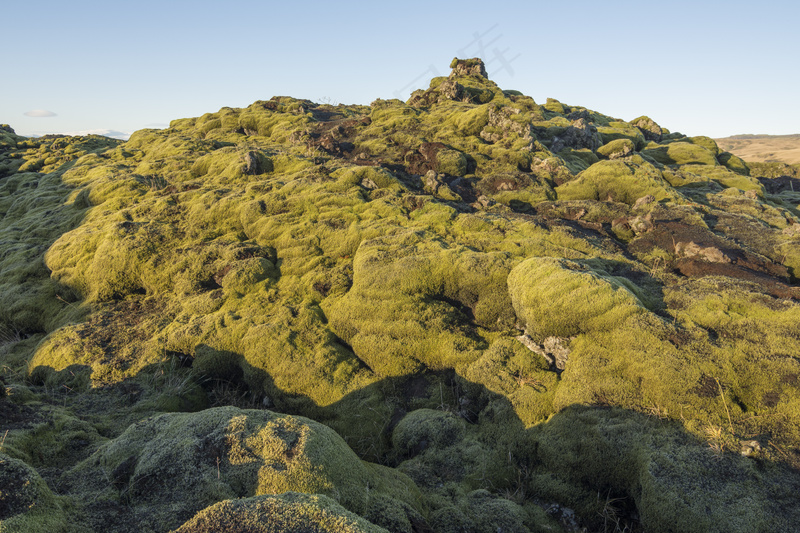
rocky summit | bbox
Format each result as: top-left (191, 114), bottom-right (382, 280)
top-left (1, 58), bottom-right (800, 533)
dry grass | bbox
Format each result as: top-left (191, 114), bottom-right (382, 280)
top-left (715, 134), bottom-right (800, 164)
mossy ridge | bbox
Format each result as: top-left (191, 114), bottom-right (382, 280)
top-left (0, 134), bottom-right (121, 338)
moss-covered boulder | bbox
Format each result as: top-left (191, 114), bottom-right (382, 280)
top-left (718, 151), bottom-right (750, 175)
top-left (0, 453), bottom-right (69, 532)
top-left (596, 138), bottom-right (635, 160)
top-left (629, 115), bottom-right (663, 142)
top-left (67, 406), bottom-right (422, 532)
top-left (642, 142), bottom-right (718, 166)
top-left (172, 492), bottom-right (389, 533)
top-left (686, 135), bottom-right (720, 156)
top-left (556, 158), bottom-right (675, 204)
top-left (597, 121), bottom-right (646, 150)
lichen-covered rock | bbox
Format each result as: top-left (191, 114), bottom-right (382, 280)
top-left (449, 57), bottom-right (488, 78)
top-left (550, 118), bottom-right (602, 153)
top-left (408, 60), bottom-right (497, 107)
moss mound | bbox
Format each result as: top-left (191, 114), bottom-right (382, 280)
top-left (0, 453), bottom-right (68, 532)
top-left (172, 492), bottom-right (388, 533)
top-left (508, 257), bottom-right (647, 339)
top-left (323, 230), bottom-right (515, 376)
top-left (67, 406), bottom-right (421, 532)
top-left (533, 406), bottom-right (800, 532)
top-left (642, 142), bottom-right (718, 166)
top-left (556, 158), bottom-right (675, 204)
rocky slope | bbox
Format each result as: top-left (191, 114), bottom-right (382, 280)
top-left (2, 58), bottom-right (800, 533)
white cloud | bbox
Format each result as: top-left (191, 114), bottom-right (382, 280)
top-left (24, 109), bottom-right (58, 117)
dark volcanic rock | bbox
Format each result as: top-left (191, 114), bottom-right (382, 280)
top-left (551, 118), bottom-right (603, 153)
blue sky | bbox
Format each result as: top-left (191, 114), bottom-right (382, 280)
top-left (4, 0), bottom-right (798, 139)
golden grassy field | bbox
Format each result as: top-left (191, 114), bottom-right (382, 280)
top-left (715, 134), bottom-right (800, 164)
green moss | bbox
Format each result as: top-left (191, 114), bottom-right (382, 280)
top-left (464, 337), bottom-right (558, 426)
top-left (686, 135), bottom-right (720, 156)
top-left (6, 408), bottom-right (107, 468)
top-left (453, 104), bottom-right (492, 136)
top-left (322, 231), bottom-right (517, 376)
top-left (0, 453), bottom-right (71, 533)
top-left (172, 492), bottom-right (390, 533)
top-left (508, 257), bottom-right (647, 339)
top-left (435, 148), bottom-right (469, 176)
top-left (676, 165), bottom-right (763, 193)
top-left (543, 98), bottom-right (566, 115)
top-left (717, 151), bottom-right (750, 175)
top-left (557, 148), bottom-right (597, 174)
top-left (596, 138), bottom-right (635, 160)
top-left (532, 406), bottom-right (800, 532)
top-left (597, 122), bottom-right (646, 150)
top-left (556, 159), bottom-right (675, 205)
top-left (66, 407), bottom-right (422, 532)
top-left (642, 142), bottom-right (718, 166)
top-left (629, 116), bottom-right (663, 141)
top-left (392, 409), bottom-right (466, 455)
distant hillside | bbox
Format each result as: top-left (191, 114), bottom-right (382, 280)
top-left (715, 133), bottom-right (800, 164)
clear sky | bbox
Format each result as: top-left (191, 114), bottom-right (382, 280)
top-left (4, 0), bottom-right (798, 140)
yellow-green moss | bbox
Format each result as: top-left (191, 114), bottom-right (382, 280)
top-left (508, 257), bottom-right (647, 339)
top-left (596, 138), bottom-right (635, 160)
top-left (642, 142), bottom-right (718, 166)
top-left (172, 492), bottom-right (389, 533)
top-left (556, 159), bottom-right (675, 204)
top-left (597, 122), bottom-right (646, 150)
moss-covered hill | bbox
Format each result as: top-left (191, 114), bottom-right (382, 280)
top-left (2, 58), bottom-right (800, 532)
